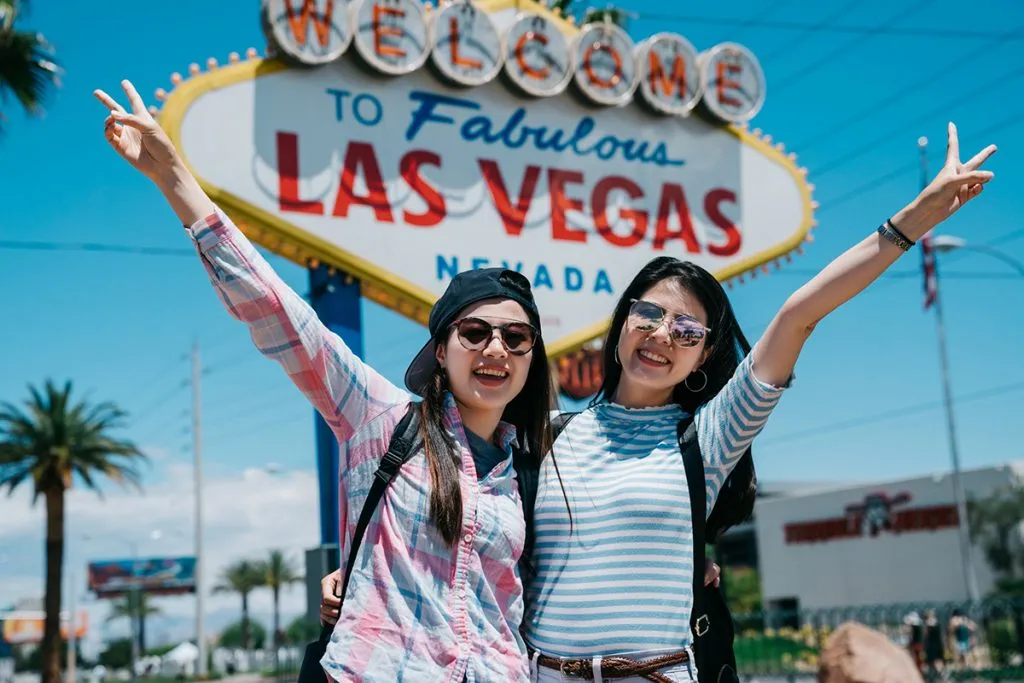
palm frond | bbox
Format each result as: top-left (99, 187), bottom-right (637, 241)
top-left (0, 11), bottom-right (60, 130)
top-left (0, 380), bottom-right (147, 499)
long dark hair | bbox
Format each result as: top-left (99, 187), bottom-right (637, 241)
top-left (419, 330), bottom-right (554, 545)
top-left (592, 256), bottom-right (756, 541)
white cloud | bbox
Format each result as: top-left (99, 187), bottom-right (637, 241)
top-left (0, 466), bottom-right (322, 653)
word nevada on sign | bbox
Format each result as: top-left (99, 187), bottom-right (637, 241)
top-left (160, 0), bottom-right (814, 356)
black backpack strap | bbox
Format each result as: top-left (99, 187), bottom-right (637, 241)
top-left (512, 444), bottom-right (539, 585)
top-left (336, 403), bottom-right (421, 614)
top-left (678, 418), bottom-right (708, 635)
top-left (551, 411), bottom-right (579, 441)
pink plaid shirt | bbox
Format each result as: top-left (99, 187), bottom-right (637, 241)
top-left (186, 208), bottom-right (530, 682)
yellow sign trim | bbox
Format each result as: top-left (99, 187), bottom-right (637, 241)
top-left (157, 0), bottom-right (815, 358)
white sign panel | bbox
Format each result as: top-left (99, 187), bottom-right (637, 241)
top-left (163, 0), bottom-right (813, 356)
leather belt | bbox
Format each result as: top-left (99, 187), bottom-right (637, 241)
top-left (533, 650), bottom-right (689, 682)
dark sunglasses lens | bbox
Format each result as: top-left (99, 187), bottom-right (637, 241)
top-left (630, 301), bottom-right (664, 328)
top-left (502, 324), bottom-right (535, 354)
top-left (670, 319), bottom-right (706, 347)
top-left (457, 320), bottom-right (492, 348)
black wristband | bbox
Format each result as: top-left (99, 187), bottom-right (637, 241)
top-left (878, 220), bottom-right (915, 251)
top-left (886, 219), bottom-right (915, 246)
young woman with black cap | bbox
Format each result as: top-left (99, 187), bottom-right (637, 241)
top-left (95, 80), bottom-right (554, 682)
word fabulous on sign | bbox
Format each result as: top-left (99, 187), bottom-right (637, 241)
top-left (261, 0), bottom-right (766, 124)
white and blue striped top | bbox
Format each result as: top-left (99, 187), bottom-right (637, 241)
top-left (523, 354), bottom-right (788, 660)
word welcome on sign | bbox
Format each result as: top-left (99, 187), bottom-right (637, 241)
top-left (261, 0), bottom-right (766, 123)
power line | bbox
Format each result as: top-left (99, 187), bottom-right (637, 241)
top-left (635, 12), bottom-right (1023, 41)
top-left (816, 106), bottom-right (1024, 212)
top-left (775, 269), bottom-right (1023, 280)
top-left (813, 63), bottom-right (1024, 178)
top-left (756, 0), bottom-right (861, 63)
top-left (129, 379), bottom-right (190, 426)
top-left (0, 239), bottom-right (194, 256)
top-left (759, 379), bottom-right (1024, 447)
top-left (712, 0), bottom-right (793, 45)
top-left (768, 0), bottom-right (937, 95)
top-left (793, 23), bottom-right (1024, 152)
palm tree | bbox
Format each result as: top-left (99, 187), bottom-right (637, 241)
top-left (0, 0), bottom-right (61, 130)
top-left (259, 550), bottom-right (303, 649)
top-left (548, 0), bottom-right (575, 17)
top-left (105, 592), bottom-right (161, 654)
top-left (968, 482), bottom-right (1024, 657)
top-left (581, 4), bottom-right (630, 27)
top-left (213, 560), bottom-right (266, 651)
top-left (0, 380), bottom-right (146, 683)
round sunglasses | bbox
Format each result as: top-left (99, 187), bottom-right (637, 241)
top-left (627, 299), bottom-right (711, 348)
top-left (449, 317), bottom-right (539, 355)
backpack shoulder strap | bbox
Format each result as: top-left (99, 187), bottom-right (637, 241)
top-left (551, 411), bottom-right (579, 441)
top-left (338, 402), bottom-right (422, 607)
top-left (678, 418), bottom-right (707, 629)
top-left (512, 443), bottom-right (539, 587)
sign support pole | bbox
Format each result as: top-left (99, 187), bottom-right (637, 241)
top-left (308, 265), bottom-right (364, 547)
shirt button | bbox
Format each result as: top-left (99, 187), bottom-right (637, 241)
top-left (463, 533), bottom-right (473, 544)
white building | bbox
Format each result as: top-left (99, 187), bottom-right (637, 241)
top-left (745, 463), bottom-right (1024, 612)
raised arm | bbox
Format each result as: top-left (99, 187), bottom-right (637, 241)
top-left (752, 122), bottom-right (997, 386)
top-left (95, 80), bottom-right (407, 442)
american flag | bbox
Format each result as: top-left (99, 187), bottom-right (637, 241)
top-left (921, 230), bottom-right (938, 309)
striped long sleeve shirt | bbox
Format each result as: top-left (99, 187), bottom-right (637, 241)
top-left (185, 208), bottom-right (531, 683)
top-left (523, 354), bottom-right (788, 674)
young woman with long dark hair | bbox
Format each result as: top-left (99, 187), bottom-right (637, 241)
top-left (524, 122), bottom-right (996, 682)
top-left (94, 80), bottom-right (555, 683)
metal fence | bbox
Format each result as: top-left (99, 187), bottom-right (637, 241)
top-left (732, 598), bottom-right (1024, 681)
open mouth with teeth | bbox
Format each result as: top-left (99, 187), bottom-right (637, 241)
top-left (473, 367), bottom-right (510, 386)
top-left (636, 348), bottom-right (671, 367)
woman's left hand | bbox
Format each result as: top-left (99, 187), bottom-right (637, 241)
top-left (897, 122), bottom-right (997, 238)
top-left (704, 559), bottom-right (721, 588)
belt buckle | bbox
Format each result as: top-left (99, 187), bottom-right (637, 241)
top-left (559, 659), bottom-right (587, 679)
top-left (695, 614), bottom-right (710, 637)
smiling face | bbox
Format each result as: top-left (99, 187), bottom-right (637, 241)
top-left (435, 298), bottom-right (536, 416)
top-left (614, 278), bottom-right (711, 407)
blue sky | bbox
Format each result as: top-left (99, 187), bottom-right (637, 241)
top-left (2, 0), bottom-right (1023, 650)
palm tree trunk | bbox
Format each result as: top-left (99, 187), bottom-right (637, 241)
top-left (139, 606), bottom-right (147, 655)
top-left (273, 587), bottom-right (280, 673)
top-left (241, 593), bottom-right (250, 651)
top-left (41, 489), bottom-right (64, 683)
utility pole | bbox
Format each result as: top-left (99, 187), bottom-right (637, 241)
top-left (919, 136), bottom-right (980, 603)
top-left (192, 341), bottom-right (207, 676)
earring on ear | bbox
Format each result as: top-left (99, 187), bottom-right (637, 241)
top-left (614, 345), bottom-right (621, 365)
top-left (684, 368), bottom-right (708, 393)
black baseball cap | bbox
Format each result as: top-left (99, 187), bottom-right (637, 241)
top-left (404, 268), bottom-right (542, 396)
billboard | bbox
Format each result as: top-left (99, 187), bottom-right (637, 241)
top-left (157, 0), bottom-right (815, 356)
top-left (86, 556), bottom-right (196, 597)
top-left (0, 611), bottom-right (88, 645)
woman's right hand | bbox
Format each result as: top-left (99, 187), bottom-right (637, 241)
top-left (94, 78), bottom-right (217, 225)
top-left (320, 569), bottom-right (343, 625)
top-left (94, 80), bottom-right (182, 183)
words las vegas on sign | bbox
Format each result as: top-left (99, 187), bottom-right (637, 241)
top-left (155, 0), bottom-right (815, 357)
